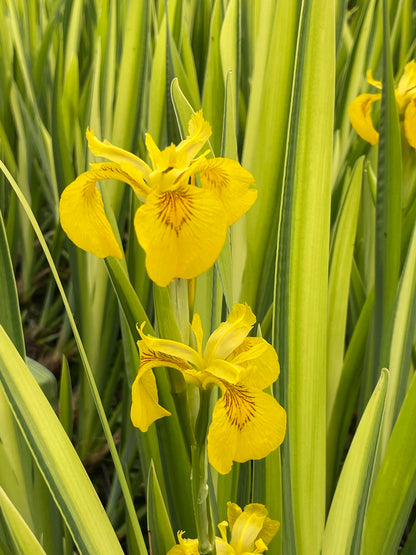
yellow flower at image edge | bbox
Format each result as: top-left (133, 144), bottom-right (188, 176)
top-left (59, 111), bottom-right (257, 286)
top-left (130, 303), bottom-right (287, 474)
top-left (167, 502), bottom-right (280, 554)
top-left (349, 60), bottom-right (416, 148)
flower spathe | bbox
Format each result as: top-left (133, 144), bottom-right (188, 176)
top-left (130, 303), bottom-right (287, 474)
top-left (167, 502), bottom-right (280, 554)
top-left (349, 60), bottom-right (416, 148)
top-left (59, 111), bottom-right (257, 286)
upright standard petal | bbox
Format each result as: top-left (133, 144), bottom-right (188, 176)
top-left (191, 313), bottom-right (204, 355)
top-left (348, 93), bottom-right (381, 145)
top-left (176, 110), bottom-right (212, 160)
top-left (59, 165), bottom-right (123, 258)
top-left (228, 503), bottom-right (279, 552)
top-left (199, 158), bottom-right (257, 226)
top-left (229, 503), bottom-right (268, 553)
top-left (134, 186), bottom-right (227, 286)
top-left (207, 384), bottom-right (287, 474)
top-left (145, 134), bottom-right (189, 176)
top-left (204, 303), bottom-right (256, 362)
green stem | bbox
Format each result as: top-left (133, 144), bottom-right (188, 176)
top-left (191, 389), bottom-right (216, 555)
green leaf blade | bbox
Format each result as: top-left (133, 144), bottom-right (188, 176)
top-left (0, 326), bottom-right (124, 555)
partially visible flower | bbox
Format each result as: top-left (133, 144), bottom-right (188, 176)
top-left (59, 111), bottom-right (257, 286)
top-left (168, 531), bottom-right (200, 554)
top-left (349, 60), bottom-right (416, 148)
top-left (167, 503), bottom-right (279, 554)
top-left (130, 303), bottom-right (286, 474)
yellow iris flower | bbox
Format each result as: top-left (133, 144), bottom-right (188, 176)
top-left (59, 111), bottom-right (257, 286)
top-left (130, 303), bottom-right (286, 474)
top-left (349, 60), bottom-right (416, 148)
top-left (167, 502), bottom-right (279, 554)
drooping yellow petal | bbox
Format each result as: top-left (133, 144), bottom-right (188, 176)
top-left (86, 128), bottom-right (151, 178)
top-left (198, 158), bottom-right (257, 226)
top-left (59, 164), bottom-right (123, 259)
top-left (118, 161), bottom-right (151, 199)
top-left (207, 385), bottom-right (286, 474)
top-left (227, 337), bottom-right (280, 390)
top-left (348, 93), bottom-right (381, 145)
top-left (176, 110), bottom-right (212, 160)
top-left (134, 186), bottom-right (227, 286)
top-left (131, 337), bottom-right (202, 432)
top-left (404, 98), bottom-right (416, 149)
top-left (204, 304), bottom-right (256, 362)
top-left (138, 324), bottom-right (202, 369)
top-left (130, 368), bottom-right (171, 432)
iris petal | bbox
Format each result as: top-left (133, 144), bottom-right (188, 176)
top-left (227, 502), bottom-right (242, 532)
top-left (134, 186), bottom-right (227, 286)
top-left (397, 61), bottom-right (416, 106)
top-left (191, 313), bottom-right (204, 355)
top-left (138, 325), bottom-right (202, 369)
top-left (59, 164), bottom-right (123, 259)
top-left (207, 385), bottom-right (287, 474)
top-left (229, 503), bottom-right (267, 552)
top-left (228, 337), bottom-right (279, 389)
top-left (86, 128), bottom-right (151, 177)
top-left (131, 339), bottom-right (200, 431)
top-left (366, 69), bottom-right (382, 89)
top-left (404, 98), bottom-right (416, 149)
top-left (130, 368), bottom-right (171, 432)
top-left (176, 110), bottom-right (212, 160)
top-left (348, 93), bottom-right (381, 145)
top-left (204, 303), bottom-right (256, 362)
top-left (199, 158), bottom-right (257, 226)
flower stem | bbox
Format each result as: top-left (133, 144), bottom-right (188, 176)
top-left (191, 389), bottom-right (216, 554)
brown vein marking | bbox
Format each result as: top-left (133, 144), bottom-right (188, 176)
top-left (140, 348), bottom-right (192, 371)
top-left (223, 383), bottom-right (256, 431)
top-left (156, 190), bottom-right (194, 236)
top-left (93, 163), bottom-right (140, 188)
top-left (202, 162), bottom-right (229, 192)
